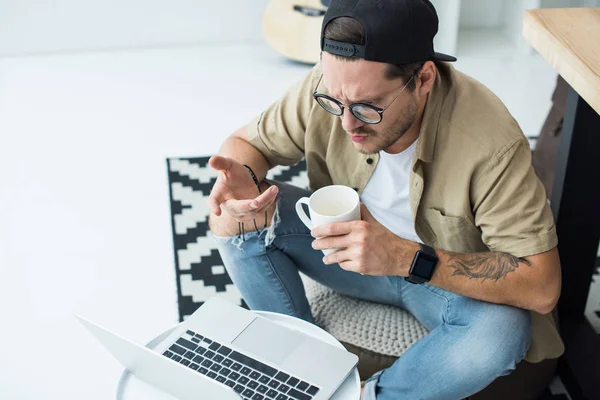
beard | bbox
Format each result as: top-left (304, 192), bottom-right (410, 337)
top-left (352, 99), bottom-right (419, 154)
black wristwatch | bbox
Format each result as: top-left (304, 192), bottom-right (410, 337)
top-left (404, 243), bottom-right (439, 284)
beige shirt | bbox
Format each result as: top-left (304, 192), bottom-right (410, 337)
top-left (246, 62), bottom-right (564, 363)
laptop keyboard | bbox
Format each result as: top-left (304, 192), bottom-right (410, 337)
top-left (162, 329), bottom-right (321, 400)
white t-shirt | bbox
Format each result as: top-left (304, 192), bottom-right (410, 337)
top-left (360, 139), bottom-right (422, 243)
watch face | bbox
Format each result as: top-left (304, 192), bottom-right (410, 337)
top-left (412, 251), bottom-right (438, 279)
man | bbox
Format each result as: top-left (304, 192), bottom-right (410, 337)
top-left (207, 0), bottom-right (564, 398)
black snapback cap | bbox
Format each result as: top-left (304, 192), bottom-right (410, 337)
top-left (321, 0), bottom-right (457, 64)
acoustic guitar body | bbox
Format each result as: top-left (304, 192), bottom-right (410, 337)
top-left (262, 0), bottom-right (329, 64)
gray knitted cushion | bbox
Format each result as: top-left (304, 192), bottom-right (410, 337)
top-left (301, 274), bottom-right (428, 357)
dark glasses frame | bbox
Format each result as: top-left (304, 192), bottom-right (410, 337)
top-left (312, 74), bottom-right (414, 124)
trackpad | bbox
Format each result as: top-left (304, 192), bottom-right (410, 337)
top-left (232, 317), bottom-right (304, 365)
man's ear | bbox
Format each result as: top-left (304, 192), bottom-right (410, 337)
top-left (417, 61), bottom-right (437, 97)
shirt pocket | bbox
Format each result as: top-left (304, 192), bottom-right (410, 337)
top-left (420, 208), bottom-right (488, 253)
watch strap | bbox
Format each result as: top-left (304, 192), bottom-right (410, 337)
top-left (419, 242), bottom-right (436, 257)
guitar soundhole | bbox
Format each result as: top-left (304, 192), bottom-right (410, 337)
top-left (293, 5), bottom-right (327, 17)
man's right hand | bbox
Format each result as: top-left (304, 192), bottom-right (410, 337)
top-left (207, 156), bottom-right (279, 223)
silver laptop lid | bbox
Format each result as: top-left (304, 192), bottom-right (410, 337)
top-left (75, 315), bottom-right (240, 400)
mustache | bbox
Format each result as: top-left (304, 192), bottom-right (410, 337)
top-left (350, 127), bottom-right (377, 135)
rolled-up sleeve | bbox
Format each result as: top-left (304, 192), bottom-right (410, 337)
top-left (472, 138), bottom-right (558, 258)
top-left (246, 64), bottom-right (321, 167)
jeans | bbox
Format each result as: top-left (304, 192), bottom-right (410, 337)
top-left (211, 181), bottom-right (532, 400)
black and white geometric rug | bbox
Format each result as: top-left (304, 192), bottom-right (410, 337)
top-left (166, 155), bottom-right (600, 400)
top-left (166, 156), bottom-right (309, 320)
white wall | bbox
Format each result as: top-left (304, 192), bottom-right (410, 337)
top-left (459, 0), bottom-right (505, 28)
top-left (430, 0), bottom-right (461, 55)
top-left (0, 0), bottom-right (270, 57)
top-left (504, 0), bottom-right (543, 52)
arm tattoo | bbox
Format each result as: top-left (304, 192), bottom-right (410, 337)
top-left (446, 252), bottom-right (532, 281)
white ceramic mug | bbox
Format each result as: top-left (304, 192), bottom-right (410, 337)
top-left (295, 185), bottom-right (361, 255)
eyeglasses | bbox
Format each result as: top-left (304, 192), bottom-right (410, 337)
top-left (312, 74), bottom-right (414, 124)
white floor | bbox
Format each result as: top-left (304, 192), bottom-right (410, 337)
top-left (0, 36), bottom-right (560, 399)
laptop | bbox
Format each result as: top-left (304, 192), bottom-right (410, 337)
top-left (77, 297), bottom-right (358, 400)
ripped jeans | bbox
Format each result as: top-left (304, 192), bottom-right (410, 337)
top-left (211, 181), bottom-right (532, 400)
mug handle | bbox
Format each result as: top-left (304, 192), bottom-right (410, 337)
top-left (295, 197), bottom-right (313, 230)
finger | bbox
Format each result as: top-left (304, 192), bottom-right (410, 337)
top-left (221, 198), bottom-right (271, 218)
top-left (323, 249), bottom-right (353, 267)
top-left (207, 191), bottom-right (226, 216)
top-left (248, 185), bottom-right (279, 210)
top-left (208, 156), bottom-right (233, 173)
top-left (339, 260), bottom-right (365, 275)
top-left (311, 221), bottom-right (354, 238)
top-left (219, 203), bottom-right (254, 222)
top-left (207, 197), bottom-right (222, 216)
top-left (253, 193), bottom-right (278, 216)
top-left (312, 236), bottom-right (350, 252)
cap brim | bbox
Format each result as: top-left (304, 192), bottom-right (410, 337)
top-left (434, 52), bottom-right (457, 62)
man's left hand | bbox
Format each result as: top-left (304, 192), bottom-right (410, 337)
top-left (311, 203), bottom-right (416, 276)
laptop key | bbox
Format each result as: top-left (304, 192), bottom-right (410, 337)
top-left (195, 347), bottom-right (207, 356)
top-left (240, 367), bottom-right (252, 376)
top-left (234, 384), bottom-right (245, 393)
top-left (201, 359), bottom-right (213, 368)
top-left (250, 371), bottom-right (261, 380)
top-left (213, 355), bottom-right (224, 363)
top-left (238, 376), bottom-right (250, 385)
top-left (252, 394), bottom-right (265, 400)
top-left (275, 372), bottom-right (290, 383)
top-left (278, 384), bottom-right (290, 393)
top-left (287, 388), bottom-right (311, 400)
top-left (296, 381), bottom-right (309, 391)
top-left (179, 359), bottom-right (190, 366)
top-left (207, 371), bottom-right (218, 379)
top-left (276, 394), bottom-right (289, 400)
top-left (169, 344), bottom-right (187, 356)
top-left (229, 351), bottom-right (278, 377)
top-left (176, 338), bottom-right (197, 351)
top-left (191, 337), bottom-right (200, 344)
top-left (266, 389), bottom-right (278, 398)
top-left (190, 363), bottom-right (199, 371)
top-left (209, 342), bottom-right (221, 351)
top-left (242, 389), bottom-right (255, 398)
top-left (202, 338), bottom-right (213, 344)
top-left (306, 386), bottom-right (319, 396)
top-left (259, 375), bottom-right (271, 384)
top-left (210, 364), bottom-right (222, 372)
top-left (204, 350), bottom-right (216, 359)
top-left (286, 377), bottom-right (299, 387)
top-left (216, 375), bottom-right (227, 383)
top-left (184, 351), bottom-right (196, 360)
top-left (268, 380), bottom-right (280, 389)
top-left (247, 380), bottom-right (259, 389)
top-left (257, 384), bottom-right (269, 394)
top-left (224, 379), bottom-right (236, 388)
top-left (199, 367), bottom-right (209, 375)
top-left (229, 372), bottom-right (240, 381)
top-left (193, 355), bottom-right (204, 364)
top-left (231, 362), bottom-right (243, 371)
top-left (220, 368), bottom-right (231, 377)
top-left (186, 330), bottom-right (196, 336)
top-left (222, 358), bottom-right (234, 367)
top-left (162, 350), bottom-right (174, 358)
top-left (172, 355), bottom-right (182, 362)
top-left (217, 345), bottom-right (232, 356)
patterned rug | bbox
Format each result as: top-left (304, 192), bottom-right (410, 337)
top-left (166, 156), bottom-right (308, 320)
top-left (166, 155), bottom-right (600, 399)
